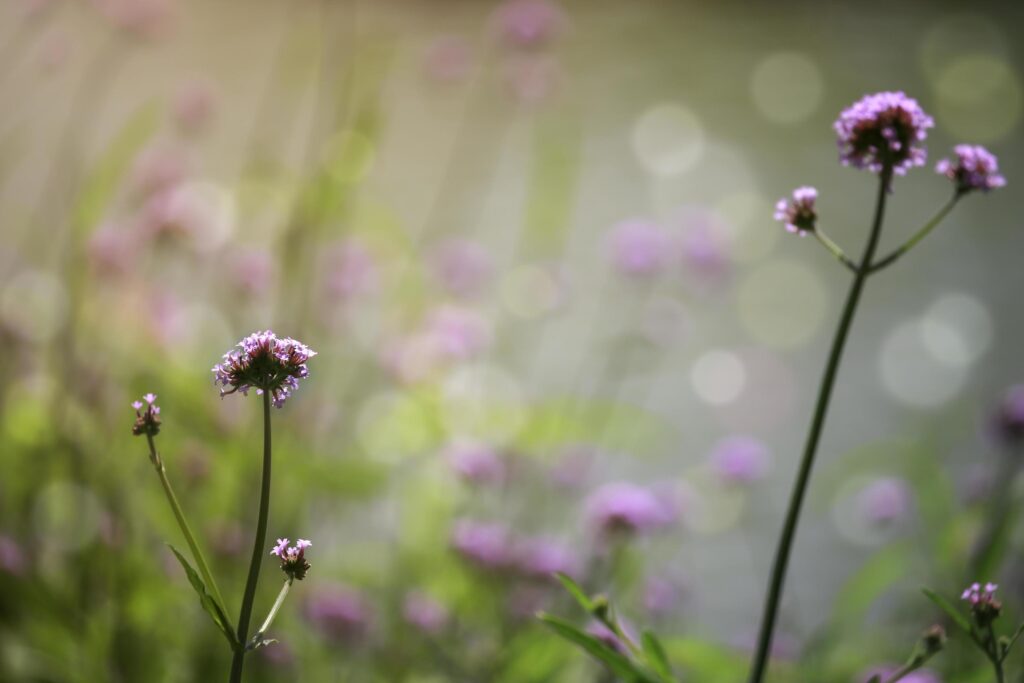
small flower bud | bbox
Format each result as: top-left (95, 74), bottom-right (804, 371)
top-left (774, 187), bottom-right (818, 236)
top-left (590, 594), bottom-right (610, 621)
top-left (921, 624), bottom-right (946, 655)
top-left (936, 145), bottom-right (1005, 195)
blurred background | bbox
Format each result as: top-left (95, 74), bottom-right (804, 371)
top-left (1, 0), bottom-right (1022, 681)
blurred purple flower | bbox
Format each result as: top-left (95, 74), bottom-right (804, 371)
top-left (451, 519), bottom-right (513, 570)
top-left (131, 145), bottom-right (188, 198)
top-left (504, 55), bottom-right (564, 106)
top-left (227, 247), bottom-right (275, 297)
top-left (258, 639), bottom-right (295, 667)
top-left (992, 384), bottom-right (1024, 445)
top-left (305, 584), bottom-right (373, 641)
top-left (607, 219), bottom-right (672, 277)
top-left (857, 477), bottom-right (911, 526)
top-left (444, 439), bottom-right (505, 485)
top-left (403, 591), bottom-right (449, 634)
top-left (212, 331), bottom-right (316, 408)
top-left (431, 239), bottom-right (494, 297)
top-left (493, 0), bottom-right (568, 50)
top-left (834, 91), bottom-right (934, 176)
top-left (423, 36), bottom-right (474, 84)
top-left (586, 621), bottom-right (636, 655)
top-left (424, 305), bottom-right (492, 360)
top-left (584, 482), bottom-right (677, 537)
top-left (678, 208), bottom-right (731, 277)
top-left (549, 445), bottom-right (593, 489)
top-left (0, 535), bottom-right (27, 576)
top-left (773, 186), bottom-right (817, 236)
top-left (936, 145), bottom-right (1005, 194)
top-left (514, 536), bottom-right (580, 579)
top-left (325, 239), bottom-right (378, 301)
top-left (87, 223), bottom-right (138, 279)
top-left (709, 436), bottom-right (772, 485)
top-left (92, 0), bottom-right (174, 40)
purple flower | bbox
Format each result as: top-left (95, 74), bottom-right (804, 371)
top-left (271, 537), bottom-right (312, 581)
top-left (431, 239), bottom-right (494, 297)
top-left (424, 305), bottom-right (492, 360)
top-left (857, 477), bottom-right (911, 526)
top-left (585, 621), bottom-right (635, 655)
top-left (961, 581), bottom-right (998, 605)
top-left (607, 219), bottom-right (672, 277)
top-left (513, 536), bottom-right (580, 579)
top-left (451, 519), bottom-right (513, 570)
top-left (584, 482), bottom-right (677, 537)
top-left (834, 91), bottom-right (934, 175)
top-left (709, 436), bottom-right (772, 485)
top-left (131, 393), bottom-right (162, 437)
top-left (992, 385), bottom-right (1024, 445)
top-left (962, 581), bottom-right (1002, 626)
top-left (305, 584), bottom-right (373, 641)
top-left (493, 0), bottom-right (568, 50)
top-left (403, 591), bottom-right (449, 634)
top-left (325, 239), bottom-right (377, 301)
top-left (444, 439), bottom-right (505, 485)
top-left (212, 331), bottom-right (316, 408)
top-left (423, 36), bottom-right (474, 84)
top-left (937, 145), bottom-right (1006, 194)
top-left (773, 187), bottom-right (818, 236)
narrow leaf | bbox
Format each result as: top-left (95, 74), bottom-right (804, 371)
top-left (169, 545), bottom-right (239, 649)
top-left (555, 572), bottom-right (594, 613)
top-left (538, 613), bottom-right (657, 682)
top-left (921, 587), bottom-right (972, 636)
top-left (641, 630), bottom-right (675, 681)
top-left (1000, 621), bottom-right (1024, 661)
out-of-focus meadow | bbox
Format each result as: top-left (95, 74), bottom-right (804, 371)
top-left (1, 0), bottom-right (1023, 681)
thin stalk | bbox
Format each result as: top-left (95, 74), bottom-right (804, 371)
top-left (989, 624), bottom-right (1006, 683)
top-left (868, 194), bottom-right (960, 274)
top-left (882, 661), bottom-right (921, 683)
top-left (248, 580), bottom-right (292, 649)
top-left (813, 229), bottom-right (859, 273)
top-left (145, 434), bottom-right (229, 615)
top-left (747, 169), bottom-right (892, 683)
top-left (230, 392), bottom-right (274, 683)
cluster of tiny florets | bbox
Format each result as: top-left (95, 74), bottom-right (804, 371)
top-left (834, 91), bottom-right (934, 175)
top-left (131, 393), bottom-right (161, 437)
top-left (936, 145), bottom-right (1006, 194)
top-left (962, 582), bottom-right (1001, 626)
top-left (774, 186), bottom-right (818, 236)
top-left (271, 538), bottom-right (312, 581)
top-left (212, 331), bottom-right (316, 408)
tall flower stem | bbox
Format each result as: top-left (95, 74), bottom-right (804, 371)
top-left (230, 392), bottom-right (273, 683)
top-left (748, 169), bottom-right (892, 683)
top-left (868, 193), bottom-right (960, 273)
top-left (145, 434), bottom-right (229, 614)
top-left (248, 579), bottom-right (292, 649)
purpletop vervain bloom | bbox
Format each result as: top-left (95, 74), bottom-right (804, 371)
top-left (709, 436), bottom-right (772, 485)
top-left (403, 591), bottom-right (449, 634)
top-left (773, 187), bottom-right (818, 236)
top-left (607, 218), bottom-right (672, 277)
top-left (857, 477), bottom-right (912, 526)
top-left (271, 538), bottom-right (312, 581)
top-left (583, 482), bottom-right (677, 537)
top-left (212, 331), bottom-right (316, 408)
top-left (131, 393), bottom-right (161, 437)
top-left (936, 145), bottom-right (1006, 194)
top-left (834, 91), bottom-right (934, 175)
top-left (305, 584), bottom-right (373, 641)
top-left (962, 581), bottom-right (1001, 626)
top-left (513, 536), bottom-right (580, 579)
top-left (451, 519), bottom-right (513, 570)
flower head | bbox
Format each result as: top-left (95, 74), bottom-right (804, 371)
top-left (709, 436), bottom-right (772, 485)
top-left (305, 584), bottom-right (373, 641)
top-left (607, 218), bottom-right (672, 277)
top-left (583, 482), bottom-right (677, 537)
top-left (773, 186), bottom-right (818, 236)
top-left (962, 581), bottom-right (1001, 627)
top-left (403, 591), bottom-right (449, 634)
top-left (857, 477), bottom-right (911, 526)
top-left (936, 144), bottom-right (1006, 194)
top-left (271, 537), bottom-right (311, 581)
top-left (493, 0), bottom-right (568, 50)
top-left (834, 91), bottom-right (934, 175)
top-left (131, 392), bottom-right (162, 437)
top-left (212, 331), bottom-right (316, 408)
top-left (451, 519), bottom-right (513, 570)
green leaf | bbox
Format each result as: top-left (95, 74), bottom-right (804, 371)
top-left (641, 630), bottom-right (675, 681)
top-left (660, 638), bottom-right (746, 683)
top-left (538, 613), bottom-right (658, 682)
top-left (168, 545), bottom-right (239, 650)
top-left (921, 587), bottom-right (972, 637)
top-left (555, 572), bottom-right (594, 613)
top-left (1000, 621), bottom-right (1024, 661)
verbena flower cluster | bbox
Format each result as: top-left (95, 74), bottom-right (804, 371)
top-left (936, 144), bottom-right (1007, 194)
top-left (962, 581), bottom-right (1001, 626)
top-left (834, 91), bottom-right (934, 175)
top-left (271, 538), bottom-right (312, 581)
top-left (773, 186), bottom-right (818, 236)
top-left (131, 393), bottom-right (161, 437)
top-left (212, 331), bottom-right (316, 408)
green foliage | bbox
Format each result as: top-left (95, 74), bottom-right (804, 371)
top-left (167, 545), bottom-right (239, 651)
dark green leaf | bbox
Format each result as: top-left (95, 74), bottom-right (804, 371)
top-left (921, 587), bottom-right (972, 637)
top-left (555, 572), bottom-right (594, 613)
top-left (641, 630), bottom-right (675, 681)
top-left (168, 545), bottom-right (239, 650)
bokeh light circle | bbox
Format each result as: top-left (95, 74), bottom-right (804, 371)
top-left (736, 260), bottom-right (827, 349)
top-left (716, 191), bottom-right (779, 264)
top-left (356, 391), bottom-right (435, 463)
top-left (632, 104), bottom-right (705, 176)
top-left (920, 292), bottom-right (993, 368)
top-left (691, 350), bottom-right (746, 406)
top-left (440, 363), bottom-right (526, 446)
top-left (749, 52), bottom-right (824, 124)
top-left (879, 321), bottom-right (968, 408)
top-left (933, 54), bottom-right (1023, 143)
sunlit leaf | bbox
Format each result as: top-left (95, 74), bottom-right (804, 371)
top-left (168, 545), bottom-right (238, 650)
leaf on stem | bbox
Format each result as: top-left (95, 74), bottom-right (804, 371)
top-left (1000, 622), bottom-right (1024, 661)
top-left (555, 572), bottom-right (595, 613)
top-left (641, 630), bottom-right (676, 681)
top-left (168, 545), bottom-right (239, 650)
top-left (538, 613), bottom-right (660, 683)
top-left (921, 587), bottom-right (972, 637)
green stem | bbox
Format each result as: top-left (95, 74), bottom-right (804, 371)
top-left (868, 194), bottom-right (960, 274)
top-left (229, 392), bottom-right (273, 683)
top-left (747, 169), bottom-right (892, 683)
top-left (813, 229), bottom-right (859, 273)
top-left (882, 660), bottom-right (920, 683)
top-left (145, 434), bottom-right (229, 616)
top-left (989, 624), bottom-right (1006, 683)
top-left (248, 580), bottom-right (292, 649)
